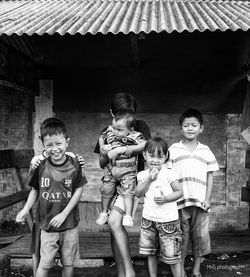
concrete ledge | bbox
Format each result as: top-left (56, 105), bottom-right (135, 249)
top-left (74, 259), bottom-right (104, 268)
top-left (11, 258), bottom-right (105, 269)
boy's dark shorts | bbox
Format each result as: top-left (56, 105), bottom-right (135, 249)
top-left (139, 218), bottom-right (182, 264)
top-left (179, 206), bottom-right (211, 257)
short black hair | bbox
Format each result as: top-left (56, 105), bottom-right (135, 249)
top-left (40, 118), bottom-right (67, 142)
top-left (144, 137), bottom-right (169, 161)
top-left (179, 108), bottom-right (203, 126)
top-left (114, 112), bottom-right (136, 130)
top-left (110, 93), bottom-right (137, 115)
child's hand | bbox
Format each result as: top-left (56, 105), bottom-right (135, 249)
top-left (154, 196), bottom-right (164, 205)
top-left (76, 154), bottom-right (86, 176)
top-left (106, 131), bottom-right (115, 144)
top-left (154, 192), bottom-right (166, 205)
top-left (201, 200), bottom-right (211, 212)
top-left (149, 167), bottom-right (159, 181)
top-left (16, 209), bottom-right (28, 224)
top-left (48, 212), bottom-right (67, 229)
top-left (30, 155), bottom-right (44, 170)
top-left (100, 144), bottom-right (112, 155)
top-left (102, 144), bottom-right (112, 153)
top-left (76, 154), bottom-right (86, 168)
top-left (124, 146), bottom-right (133, 156)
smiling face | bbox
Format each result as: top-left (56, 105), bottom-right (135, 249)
top-left (181, 117), bottom-right (203, 141)
top-left (143, 148), bottom-right (167, 171)
top-left (43, 133), bottom-right (69, 164)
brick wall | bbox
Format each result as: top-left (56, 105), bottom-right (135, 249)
top-left (0, 88), bottom-right (31, 149)
top-left (0, 88), bottom-right (32, 226)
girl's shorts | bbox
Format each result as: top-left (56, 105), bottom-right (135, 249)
top-left (139, 218), bottom-right (182, 264)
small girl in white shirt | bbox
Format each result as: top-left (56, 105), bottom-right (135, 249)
top-left (135, 137), bottom-right (183, 277)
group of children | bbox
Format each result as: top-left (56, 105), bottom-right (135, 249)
top-left (16, 94), bottom-right (219, 277)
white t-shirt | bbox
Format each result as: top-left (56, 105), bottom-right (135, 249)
top-left (168, 141), bottom-right (219, 209)
top-left (137, 166), bottom-right (179, 223)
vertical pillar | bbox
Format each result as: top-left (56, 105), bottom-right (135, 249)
top-left (33, 80), bottom-right (54, 155)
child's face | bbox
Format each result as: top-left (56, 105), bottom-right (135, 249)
top-left (181, 117), bottom-right (203, 141)
top-left (112, 118), bottom-right (130, 137)
top-left (143, 149), bottom-right (167, 171)
top-left (43, 133), bottom-right (69, 164)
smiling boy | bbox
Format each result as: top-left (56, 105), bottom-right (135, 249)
top-left (16, 118), bottom-right (87, 277)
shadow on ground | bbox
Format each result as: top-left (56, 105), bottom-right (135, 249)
top-left (11, 252), bottom-right (250, 277)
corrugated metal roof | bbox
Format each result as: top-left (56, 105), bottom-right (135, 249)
top-left (0, 0), bottom-right (250, 35)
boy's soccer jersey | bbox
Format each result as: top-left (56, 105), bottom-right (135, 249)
top-left (137, 167), bottom-right (179, 222)
top-left (28, 155), bottom-right (87, 232)
top-left (168, 141), bottom-right (219, 209)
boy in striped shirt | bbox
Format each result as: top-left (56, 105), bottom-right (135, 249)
top-left (169, 109), bottom-right (219, 277)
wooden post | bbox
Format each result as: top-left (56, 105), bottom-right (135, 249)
top-left (247, 150), bottom-right (250, 231)
top-left (33, 80), bottom-right (54, 155)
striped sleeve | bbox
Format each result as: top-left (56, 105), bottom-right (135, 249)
top-left (206, 148), bottom-right (219, 172)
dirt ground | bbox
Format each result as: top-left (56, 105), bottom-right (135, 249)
top-left (11, 252), bottom-right (250, 277)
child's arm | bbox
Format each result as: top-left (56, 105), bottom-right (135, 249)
top-left (99, 146), bottom-right (127, 169)
top-left (99, 135), bottom-right (106, 155)
top-left (16, 188), bottom-right (38, 224)
top-left (125, 141), bottom-right (147, 156)
top-left (31, 152), bottom-right (86, 172)
top-left (125, 133), bottom-right (147, 156)
top-left (48, 186), bottom-right (83, 229)
top-left (154, 179), bottom-right (183, 205)
top-left (202, 171), bottom-right (213, 211)
top-left (30, 153), bottom-right (45, 170)
top-left (135, 168), bottom-right (159, 198)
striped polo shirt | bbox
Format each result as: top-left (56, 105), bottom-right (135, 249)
top-left (168, 141), bottom-right (219, 209)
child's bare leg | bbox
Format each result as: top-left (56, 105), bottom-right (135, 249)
top-left (96, 197), bottom-right (112, 225)
top-left (108, 209), bottom-right (135, 277)
top-left (32, 254), bottom-right (40, 277)
top-left (193, 256), bottom-right (202, 275)
top-left (62, 265), bottom-right (73, 277)
top-left (101, 197), bottom-right (112, 213)
top-left (110, 232), bottom-right (126, 277)
top-left (124, 197), bottom-right (133, 217)
top-left (148, 255), bottom-right (157, 277)
top-left (170, 262), bottom-right (181, 277)
top-left (122, 197), bottom-right (134, 227)
top-left (181, 256), bottom-right (186, 277)
top-left (36, 267), bottom-right (49, 277)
